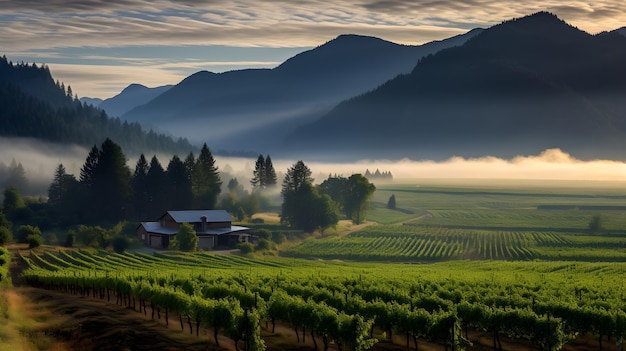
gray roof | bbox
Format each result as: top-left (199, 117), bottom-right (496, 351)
top-left (140, 222), bottom-right (250, 236)
top-left (140, 222), bottom-right (178, 235)
top-left (163, 210), bottom-right (233, 223)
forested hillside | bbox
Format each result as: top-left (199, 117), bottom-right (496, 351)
top-left (0, 56), bottom-right (194, 155)
top-left (286, 12), bottom-right (626, 161)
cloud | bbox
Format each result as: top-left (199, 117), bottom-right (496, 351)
top-left (2, 0), bottom-right (625, 97)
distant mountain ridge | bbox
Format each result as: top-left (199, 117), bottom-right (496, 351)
top-left (120, 30), bottom-right (482, 151)
top-left (285, 12), bottom-right (626, 161)
top-left (99, 83), bottom-right (173, 118)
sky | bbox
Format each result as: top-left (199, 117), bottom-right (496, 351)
top-left (1, 0), bottom-right (625, 99)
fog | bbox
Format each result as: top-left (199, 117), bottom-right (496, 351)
top-left (2, 137), bottom-right (625, 197)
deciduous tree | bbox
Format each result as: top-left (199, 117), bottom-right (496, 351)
top-left (171, 222), bottom-right (198, 252)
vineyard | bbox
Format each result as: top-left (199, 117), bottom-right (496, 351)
top-left (19, 248), bottom-right (626, 351)
top-left (285, 183), bottom-right (626, 262)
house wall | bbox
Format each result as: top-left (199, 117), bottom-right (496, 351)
top-left (160, 214), bottom-right (181, 229)
top-left (137, 226), bottom-right (149, 245)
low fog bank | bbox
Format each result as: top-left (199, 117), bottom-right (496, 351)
top-left (2, 137), bottom-right (625, 198)
top-left (0, 137), bottom-right (89, 195)
top-left (217, 148), bottom-right (626, 188)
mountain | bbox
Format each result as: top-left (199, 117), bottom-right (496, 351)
top-left (285, 12), bottom-right (626, 161)
top-left (0, 56), bottom-right (194, 155)
top-left (99, 83), bottom-right (173, 118)
top-left (79, 97), bottom-right (103, 107)
top-left (121, 30), bottom-right (481, 151)
top-left (614, 27), bottom-right (626, 37)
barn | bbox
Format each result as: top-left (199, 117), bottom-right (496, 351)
top-left (137, 210), bottom-right (252, 250)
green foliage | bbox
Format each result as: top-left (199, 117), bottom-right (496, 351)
top-left (26, 233), bottom-right (43, 248)
top-left (271, 231), bottom-right (286, 244)
top-left (3, 186), bottom-right (25, 218)
top-left (79, 138), bottom-right (132, 223)
top-left (256, 239), bottom-right (272, 251)
top-left (192, 143), bottom-right (222, 208)
top-left (344, 174), bottom-right (376, 224)
top-left (237, 242), bottom-right (254, 254)
top-left (0, 226), bottom-right (12, 245)
top-left (281, 182), bottom-right (338, 233)
top-left (255, 229), bottom-right (271, 240)
top-left (77, 225), bottom-right (110, 248)
top-left (251, 154), bottom-right (277, 190)
top-left (111, 235), bottom-right (130, 254)
top-left (236, 207), bottom-right (245, 221)
top-left (170, 222), bottom-right (198, 252)
top-left (63, 230), bottom-right (75, 248)
top-left (17, 225), bottom-right (41, 244)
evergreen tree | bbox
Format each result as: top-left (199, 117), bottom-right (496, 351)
top-left (251, 154), bottom-right (265, 189)
top-left (145, 155), bottom-right (166, 218)
top-left (79, 145), bottom-right (100, 185)
top-left (193, 143), bottom-right (221, 209)
top-left (166, 155), bottom-right (193, 210)
top-left (281, 160), bottom-right (313, 196)
top-left (6, 159), bottom-right (27, 193)
top-left (79, 139), bottom-right (132, 223)
top-left (47, 164), bottom-right (80, 225)
top-left (264, 155), bottom-right (277, 188)
top-left (132, 154), bottom-right (150, 218)
top-left (183, 152), bottom-right (196, 181)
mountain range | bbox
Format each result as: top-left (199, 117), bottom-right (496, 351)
top-left (285, 12), bottom-right (626, 160)
top-left (110, 30), bottom-right (481, 152)
top-left (5, 12), bottom-right (626, 162)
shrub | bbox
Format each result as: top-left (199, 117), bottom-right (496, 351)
top-left (64, 231), bottom-right (75, 248)
top-left (271, 231), bottom-right (286, 244)
top-left (256, 229), bottom-right (271, 240)
top-left (256, 239), bottom-right (272, 251)
top-left (238, 242), bottom-right (254, 254)
top-left (112, 235), bottom-right (130, 254)
top-left (0, 227), bottom-right (12, 245)
top-left (27, 233), bottom-right (43, 248)
top-left (17, 225), bottom-right (42, 244)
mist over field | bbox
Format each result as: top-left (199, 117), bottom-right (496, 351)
top-left (3, 135), bottom-right (624, 197)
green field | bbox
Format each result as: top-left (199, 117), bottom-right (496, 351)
top-left (285, 180), bottom-right (626, 262)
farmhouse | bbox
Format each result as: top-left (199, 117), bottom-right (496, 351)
top-left (137, 210), bottom-right (252, 250)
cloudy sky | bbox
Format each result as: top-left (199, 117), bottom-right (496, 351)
top-left (2, 0), bottom-right (625, 99)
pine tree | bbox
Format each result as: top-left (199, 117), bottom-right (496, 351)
top-left (132, 154), bottom-right (150, 218)
top-left (193, 143), bottom-right (221, 209)
top-left (145, 155), bottom-right (166, 218)
top-left (251, 154), bottom-right (265, 189)
top-left (264, 155), bottom-right (277, 188)
top-left (281, 160), bottom-right (313, 196)
top-left (166, 155), bottom-right (193, 210)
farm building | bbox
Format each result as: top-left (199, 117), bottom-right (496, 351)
top-left (137, 210), bottom-right (252, 250)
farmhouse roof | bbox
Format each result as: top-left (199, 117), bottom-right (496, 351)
top-left (162, 210), bottom-right (233, 223)
top-left (139, 222), bottom-right (250, 236)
